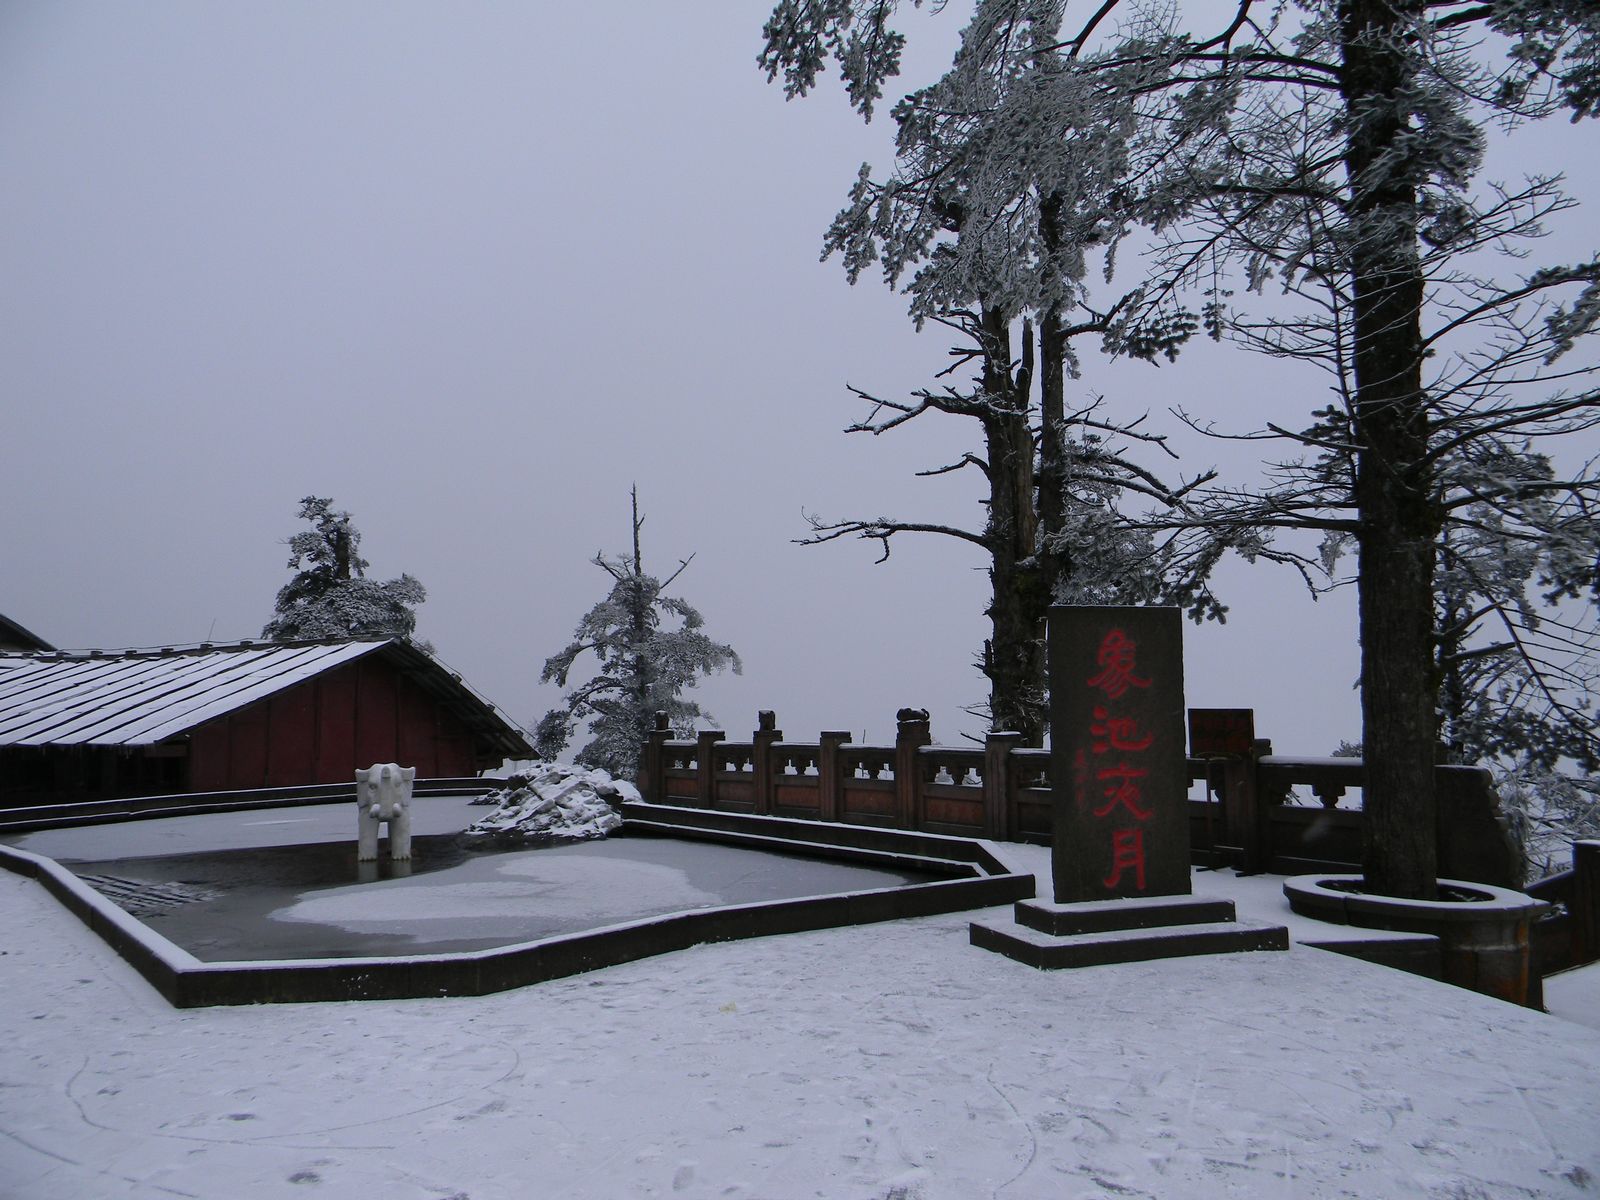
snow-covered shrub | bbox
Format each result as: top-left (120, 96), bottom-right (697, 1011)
top-left (463, 762), bottom-right (635, 845)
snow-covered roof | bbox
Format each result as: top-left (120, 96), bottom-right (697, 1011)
top-left (0, 639), bottom-right (530, 755)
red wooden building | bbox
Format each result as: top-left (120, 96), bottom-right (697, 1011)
top-left (0, 639), bottom-right (531, 806)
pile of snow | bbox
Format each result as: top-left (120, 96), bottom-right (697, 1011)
top-left (463, 762), bottom-right (635, 844)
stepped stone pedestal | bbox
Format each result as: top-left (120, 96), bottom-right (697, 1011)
top-left (971, 895), bottom-right (1288, 970)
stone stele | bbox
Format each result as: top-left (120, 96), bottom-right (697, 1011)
top-left (1048, 605), bottom-right (1190, 904)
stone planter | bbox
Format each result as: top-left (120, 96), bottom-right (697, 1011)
top-left (1283, 874), bottom-right (1550, 1007)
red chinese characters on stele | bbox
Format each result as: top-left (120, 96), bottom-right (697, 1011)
top-left (1087, 628), bottom-right (1154, 891)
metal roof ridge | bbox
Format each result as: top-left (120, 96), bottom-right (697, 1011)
top-left (13, 636), bottom-right (391, 658)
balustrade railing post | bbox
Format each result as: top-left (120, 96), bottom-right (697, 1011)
top-left (640, 711), bottom-right (670, 802)
top-left (1575, 840), bottom-right (1600, 965)
top-left (818, 731), bottom-right (851, 823)
top-left (751, 710), bottom-right (780, 816)
top-left (1223, 738), bottom-right (1272, 872)
top-left (984, 732), bottom-right (1023, 841)
top-left (696, 730), bottom-right (724, 810)
top-left (895, 708), bottom-right (932, 831)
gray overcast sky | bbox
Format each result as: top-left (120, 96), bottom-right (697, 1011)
top-left (3, 2), bottom-right (1593, 754)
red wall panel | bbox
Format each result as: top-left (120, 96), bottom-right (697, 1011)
top-left (436, 732), bottom-right (475, 776)
top-left (265, 686), bottom-right (316, 787)
top-left (188, 722), bottom-right (230, 792)
top-left (355, 661), bottom-right (398, 769)
top-left (396, 684), bottom-right (440, 777)
top-left (183, 653), bottom-right (495, 791)
top-left (314, 667), bottom-right (357, 783)
top-left (228, 707), bottom-right (269, 789)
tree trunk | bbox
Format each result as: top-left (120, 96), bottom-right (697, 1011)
top-left (333, 528), bottom-right (352, 581)
top-left (1435, 527), bottom-right (1469, 765)
top-left (629, 486), bottom-right (652, 728)
top-left (1342, 0), bottom-right (1439, 898)
top-left (1037, 303), bottom-right (1067, 593)
top-left (1036, 190), bottom-right (1069, 587)
top-left (978, 306), bottom-right (1048, 745)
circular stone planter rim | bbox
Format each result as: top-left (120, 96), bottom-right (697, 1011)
top-left (1283, 873), bottom-right (1546, 924)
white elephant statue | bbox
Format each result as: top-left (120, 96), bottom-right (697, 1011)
top-left (356, 763), bottom-right (415, 861)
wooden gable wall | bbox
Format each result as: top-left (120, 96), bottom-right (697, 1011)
top-left (187, 655), bottom-right (480, 791)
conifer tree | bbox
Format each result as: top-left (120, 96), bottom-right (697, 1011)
top-left (262, 496), bottom-right (427, 644)
top-left (536, 488), bottom-right (741, 778)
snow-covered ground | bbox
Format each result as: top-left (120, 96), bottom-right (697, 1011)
top-left (2, 850), bottom-right (1597, 1200)
top-left (1545, 960), bottom-right (1600, 1032)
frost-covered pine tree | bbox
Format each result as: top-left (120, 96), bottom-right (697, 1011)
top-left (1429, 449), bottom-right (1599, 779)
top-left (768, 2), bottom-right (1264, 745)
top-left (1331, 445), bottom-right (1600, 879)
top-left (1427, 450), bottom-right (1600, 878)
top-left (536, 488), bottom-right (741, 779)
top-left (261, 496), bottom-right (427, 644)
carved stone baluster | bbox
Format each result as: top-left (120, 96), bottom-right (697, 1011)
top-left (752, 711), bottom-right (780, 815)
top-left (985, 731), bottom-right (1022, 841)
top-left (819, 731), bottom-right (850, 823)
top-left (895, 708), bottom-right (931, 830)
top-left (641, 710), bottom-right (670, 801)
top-left (696, 729), bottom-right (723, 810)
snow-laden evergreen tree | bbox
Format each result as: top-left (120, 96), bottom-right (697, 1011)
top-left (769, 1), bottom-right (1286, 744)
top-left (1322, 443), bottom-right (1600, 877)
top-left (1427, 447), bottom-right (1599, 878)
top-left (1499, 768), bottom-right (1600, 880)
top-left (262, 497), bottom-right (427, 644)
top-left (1430, 449), bottom-right (1598, 777)
top-left (761, 0), bottom-right (1600, 898)
top-left (536, 489), bottom-right (741, 779)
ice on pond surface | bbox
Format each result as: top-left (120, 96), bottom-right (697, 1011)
top-left (270, 846), bottom-right (723, 933)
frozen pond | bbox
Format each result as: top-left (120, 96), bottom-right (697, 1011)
top-left (2, 797), bottom-right (941, 961)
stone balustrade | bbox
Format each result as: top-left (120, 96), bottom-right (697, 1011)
top-left (639, 710), bottom-right (1526, 890)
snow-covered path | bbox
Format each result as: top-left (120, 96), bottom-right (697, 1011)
top-left (2, 867), bottom-right (1597, 1200)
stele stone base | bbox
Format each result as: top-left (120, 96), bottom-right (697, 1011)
top-left (971, 895), bottom-right (1288, 970)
